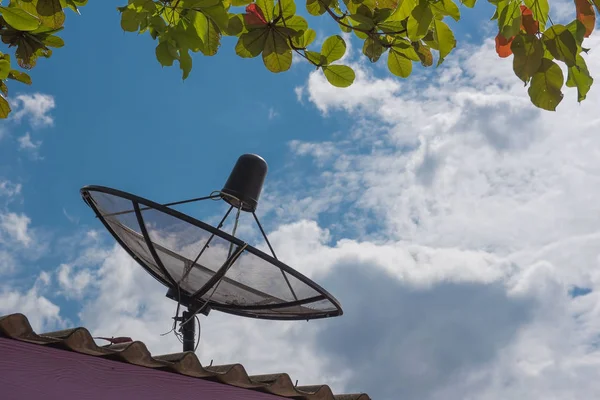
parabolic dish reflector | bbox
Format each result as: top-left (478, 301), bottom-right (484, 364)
top-left (81, 185), bottom-right (342, 320)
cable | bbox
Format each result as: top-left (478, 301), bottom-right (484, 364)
top-left (99, 193), bottom-right (220, 218)
top-left (194, 315), bottom-right (201, 352)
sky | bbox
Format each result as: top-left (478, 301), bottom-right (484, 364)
top-left (2, 0), bottom-right (600, 399)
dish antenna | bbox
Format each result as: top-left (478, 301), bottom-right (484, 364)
top-left (81, 154), bottom-right (342, 352)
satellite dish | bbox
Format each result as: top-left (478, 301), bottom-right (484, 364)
top-left (80, 154), bottom-right (342, 352)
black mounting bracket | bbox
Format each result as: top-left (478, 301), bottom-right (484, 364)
top-left (165, 288), bottom-right (212, 316)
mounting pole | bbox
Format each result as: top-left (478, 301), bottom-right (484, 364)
top-left (181, 309), bottom-right (195, 352)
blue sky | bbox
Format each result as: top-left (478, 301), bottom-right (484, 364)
top-left (3, 1), bottom-right (600, 399)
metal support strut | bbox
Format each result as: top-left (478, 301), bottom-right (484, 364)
top-left (180, 309), bottom-right (196, 352)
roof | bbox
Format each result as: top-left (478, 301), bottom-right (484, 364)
top-left (0, 313), bottom-right (369, 400)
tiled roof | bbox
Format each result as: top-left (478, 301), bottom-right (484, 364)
top-left (0, 313), bottom-right (369, 400)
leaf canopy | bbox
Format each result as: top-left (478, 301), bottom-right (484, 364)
top-left (0, 0), bottom-right (599, 120)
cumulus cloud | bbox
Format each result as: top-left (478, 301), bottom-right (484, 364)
top-left (18, 133), bottom-right (42, 150)
top-left (275, 34), bottom-right (600, 398)
top-left (0, 212), bottom-right (32, 247)
top-left (0, 271), bottom-right (62, 332)
top-left (11, 93), bottom-right (55, 128)
top-left (57, 263), bottom-right (93, 298)
top-left (0, 180), bottom-right (22, 198)
top-left (314, 265), bottom-right (534, 400)
top-left (0, 250), bottom-right (16, 275)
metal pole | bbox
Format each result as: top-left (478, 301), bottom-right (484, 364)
top-left (181, 309), bottom-right (195, 352)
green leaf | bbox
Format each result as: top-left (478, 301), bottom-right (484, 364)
top-left (200, 20), bottom-right (221, 56)
top-left (236, 28), bottom-right (268, 58)
top-left (528, 58), bottom-right (564, 111)
top-left (389, 0), bottom-right (417, 21)
top-left (42, 35), bottom-right (64, 48)
top-left (433, 19), bottom-right (455, 66)
top-left (375, 0), bottom-right (400, 11)
top-left (190, 11), bottom-right (209, 46)
top-left (232, 0), bottom-right (253, 5)
top-left (373, 7), bottom-right (393, 23)
top-left (378, 20), bottom-right (405, 33)
top-left (172, 18), bottom-right (204, 53)
top-left (156, 41), bottom-right (177, 66)
top-left (511, 33), bottom-right (543, 83)
top-left (201, 4), bottom-right (229, 31)
top-left (363, 37), bottom-right (384, 62)
top-left (8, 70), bottom-right (32, 84)
top-left (566, 55), bottom-right (593, 102)
top-left (0, 60), bottom-right (10, 80)
top-left (413, 41), bottom-right (433, 66)
top-left (497, 0), bottom-right (521, 38)
top-left (278, 15), bottom-right (308, 34)
top-left (567, 19), bottom-right (586, 47)
top-left (391, 38), bottom-right (419, 60)
top-left (0, 6), bottom-right (41, 31)
top-left (349, 13), bottom-right (375, 29)
top-left (0, 95), bottom-right (11, 119)
top-left (179, 49), bottom-right (193, 80)
top-left (0, 81), bottom-right (7, 97)
top-left (407, 0), bottom-right (434, 41)
top-left (388, 49), bottom-right (412, 77)
top-left (184, 0), bottom-right (222, 7)
top-left (163, 6), bottom-right (180, 25)
top-left (542, 24), bottom-right (578, 68)
top-left (262, 30), bottom-right (292, 72)
top-left (120, 9), bottom-right (140, 32)
top-left (291, 28), bottom-right (316, 48)
top-left (275, 0), bottom-right (296, 19)
top-left (338, 16), bottom-right (352, 32)
top-left (431, 0), bottom-right (460, 22)
top-left (523, 0), bottom-right (549, 30)
top-left (461, 0), bottom-right (476, 7)
top-left (353, 29), bottom-right (369, 40)
top-left (30, 25), bottom-right (64, 35)
top-left (321, 35), bottom-right (346, 64)
top-left (63, 0), bottom-right (82, 14)
top-left (224, 14), bottom-right (244, 36)
top-left (35, 0), bottom-right (65, 29)
top-left (15, 37), bottom-right (51, 69)
top-left (306, 0), bottom-right (328, 16)
top-left (257, 0), bottom-right (275, 21)
top-left (305, 50), bottom-right (326, 65)
top-left (323, 64), bottom-right (355, 87)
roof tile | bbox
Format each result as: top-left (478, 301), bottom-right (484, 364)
top-left (0, 313), bottom-right (369, 400)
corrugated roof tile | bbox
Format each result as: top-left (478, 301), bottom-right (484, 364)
top-left (0, 313), bottom-right (369, 400)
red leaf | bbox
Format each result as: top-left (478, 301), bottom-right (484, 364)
top-left (520, 5), bottom-right (539, 35)
top-left (244, 3), bottom-right (268, 26)
top-left (575, 0), bottom-right (596, 38)
top-left (495, 33), bottom-right (514, 58)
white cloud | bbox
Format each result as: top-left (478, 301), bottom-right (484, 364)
top-left (268, 107), bottom-right (279, 120)
top-left (57, 263), bottom-right (93, 298)
top-left (275, 34), bottom-right (600, 398)
top-left (0, 212), bottom-right (32, 247)
top-left (0, 271), bottom-right (62, 332)
top-left (288, 140), bottom-right (340, 165)
top-left (62, 208), bottom-right (80, 224)
top-left (0, 180), bottom-right (22, 198)
top-left (0, 250), bottom-right (16, 275)
top-left (11, 93), bottom-right (55, 128)
top-left (18, 132), bottom-right (42, 151)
